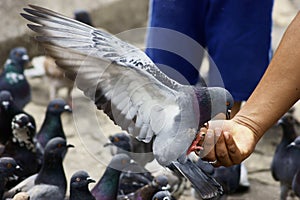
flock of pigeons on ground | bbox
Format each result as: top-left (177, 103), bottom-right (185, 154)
top-left (0, 4), bottom-right (299, 200)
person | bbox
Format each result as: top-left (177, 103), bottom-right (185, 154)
top-left (201, 11), bottom-right (300, 167)
top-left (145, 0), bottom-right (274, 117)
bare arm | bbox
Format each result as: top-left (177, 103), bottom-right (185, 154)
top-left (202, 12), bottom-right (300, 166)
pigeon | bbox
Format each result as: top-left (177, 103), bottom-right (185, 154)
top-left (69, 170), bottom-right (96, 200)
top-left (0, 47), bottom-right (31, 109)
top-left (152, 190), bottom-right (174, 200)
top-left (117, 174), bottom-right (170, 200)
top-left (4, 137), bottom-right (74, 199)
top-left (0, 90), bottom-right (36, 145)
top-left (22, 5), bottom-right (233, 199)
top-left (34, 99), bottom-right (72, 160)
top-left (91, 154), bottom-right (133, 200)
top-left (293, 170), bottom-right (300, 197)
top-left (271, 111), bottom-right (300, 199)
top-left (2, 113), bottom-right (39, 188)
top-left (74, 9), bottom-right (93, 26)
top-left (105, 132), bottom-right (154, 167)
top-left (0, 157), bottom-right (20, 198)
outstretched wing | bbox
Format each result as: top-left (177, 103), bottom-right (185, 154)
top-left (21, 5), bottom-right (184, 143)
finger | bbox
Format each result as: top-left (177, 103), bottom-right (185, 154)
top-left (223, 131), bottom-right (242, 164)
top-left (201, 129), bottom-right (216, 161)
top-left (214, 128), bottom-right (233, 167)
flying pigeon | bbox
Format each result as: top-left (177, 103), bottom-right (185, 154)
top-left (271, 111), bottom-right (300, 199)
top-left (34, 99), bottom-right (72, 162)
top-left (0, 90), bottom-right (36, 145)
top-left (0, 47), bottom-right (31, 109)
top-left (4, 137), bottom-right (74, 199)
top-left (69, 170), bottom-right (96, 200)
top-left (22, 4), bottom-right (233, 167)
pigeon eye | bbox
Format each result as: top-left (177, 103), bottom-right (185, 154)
top-left (226, 101), bottom-right (230, 106)
top-left (57, 143), bottom-right (63, 148)
top-left (54, 104), bottom-right (59, 109)
top-left (76, 177), bottom-right (81, 182)
top-left (6, 163), bottom-right (12, 169)
top-left (114, 137), bottom-right (119, 143)
top-left (121, 159), bottom-right (128, 165)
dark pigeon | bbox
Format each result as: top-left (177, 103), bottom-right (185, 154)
top-left (271, 111), bottom-right (300, 199)
top-left (293, 170), bottom-right (300, 197)
top-left (22, 6), bottom-right (233, 199)
top-left (117, 174), bottom-right (170, 200)
top-left (2, 113), bottom-right (39, 188)
top-left (0, 90), bottom-right (36, 144)
top-left (4, 137), bottom-right (74, 199)
top-left (74, 10), bottom-right (93, 26)
top-left (0, 157), bottom-right (20, 198)
top-left (152, 190), bottom-right (174, 200)
top-left (0, 47), bottom-right (31, 109)
top-left (69, 170), bottom-right (96, 200)
top-left (34, 99), bottom-right (71, 161)
top-left (91, 154), bottom-right (133, 200)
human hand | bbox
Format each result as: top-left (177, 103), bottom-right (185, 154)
top-left (199, 119), bottom-right (260, 167)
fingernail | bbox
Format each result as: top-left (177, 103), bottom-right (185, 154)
top-left (215, 128), bottom-right (221, 137)
top-left (224, 131), bottom-right (230, 140)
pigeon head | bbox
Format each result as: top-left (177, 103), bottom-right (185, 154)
top-left (46, 99), bottom-right (72, 114)
top-left (7, 47), bottom-right (29, 70)
top-left (0, 90), bottom-right (14, 111)
top-left (0, 157), bottom-right (20, 176)
top-left (194, 87), bottom-right (234, 127)
top-left (108, 154), bottom-right (133, 171)
top-left (44, 137), bottom-right (74, 158)
top-left (105, 133), bottom-right (131, 153)
top-left (12, 113), bottom-right (35, 133)
top-left (70, 170), bottom-right (95, 189)
top-left (152, 190), bottom-right (172, 200)
top-left (278, 112), bottom-right (300, 127)
top-left (152, 175), bottom-right (169, 190)
top-left (288, 137), bottom-right (300, 149)
top-left (74, 10), bottom-right (93, 26)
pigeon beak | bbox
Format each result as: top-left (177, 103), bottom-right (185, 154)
top-left (27, 122), bottom-right (35, 131)
top-left (161, 184), bottom-right (171, 190)
top-left (103, 142), bottom-right (113, 147)
top-left (67, 144), bottom-right (75, 148)
top-left (86, 177), bottom-right (96, 183)
top-left (277, 118), bottom-right (284, 126)
top-left (64, 105), bottom-right (72, 112)
top-left (22, 54), bottom-right (29, 61)
top-left (2, 101), bottom-right (10, 110)
top-left (226, 109), bottom-right (231, 120)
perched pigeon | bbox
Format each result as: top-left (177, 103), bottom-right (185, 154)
top-left (22, 5), bottom-right (233, 199)
top-left (152, 190), bottom-right (173, 200)
top-left (2, 113), bottom-right (39, 188)
top-left (22, 4), bottom-right (233, 166)
top-left (0, 157), bottom-right (20, 198)
top-left (4, 137), bottom-right (74, 199)
top-left (0, 47), bottom-right (31, 109)
top-left (69, 170), bottom-right (96, 200)
top-left (91, 154), bottom-right (133, 200)
top-left (0, 90), bottom-right (36, 144)
top-left (34, 99), bottom-right (72, 160)
top-left (117, 174), bottom-right (170, 200)
top-left (271, 112), bottom-right (300, 199)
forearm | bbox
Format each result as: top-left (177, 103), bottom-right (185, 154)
top-left (233, 12), bottom-right (300, 141)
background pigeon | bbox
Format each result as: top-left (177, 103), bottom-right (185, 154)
top-left (4, 137), bottom-right (74, 199)
top-left (271, 111), bottom-right (300, 199)
top-left (0, 47), bottom-right (31, 109)
top-left (0, 90), bottom-right (36, 145)
top-left (69, 170), bottom-right (96, 200)
top-left (34, 99), bottom-right (72, 161)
